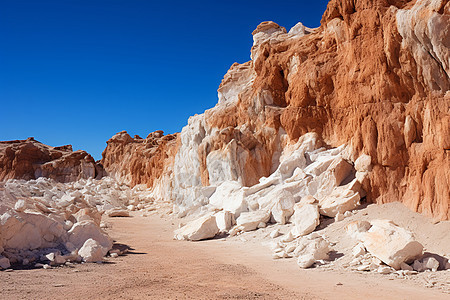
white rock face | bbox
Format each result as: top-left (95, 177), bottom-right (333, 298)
top-left (294, 235), bottom-right (331, 268)
top-left (78, 238), bottom-right (108, 263)
top-left (396, 0), bottom-right (449, 92)
top-left (174, 215), bottom-right (219, 241)
top-left (235, 210), bottom-right (271, 232)
top-left (290, 203), bottom-right (320, 237)
top-left (361, 220), bottom-right (423, 270)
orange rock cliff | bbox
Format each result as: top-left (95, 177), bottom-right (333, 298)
top-left (0, 138), bottom-right (104, 182)
top-left (101, 0), bottom-right (449, 220)
top-left (0, 0), bottom-right (445, 220)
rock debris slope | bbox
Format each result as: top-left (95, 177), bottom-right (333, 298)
top-left (0, 176), bottom-right (157, 269)
top-left (102, 0), bottom-right (449, 220)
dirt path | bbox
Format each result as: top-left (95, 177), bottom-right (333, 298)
top-left (0, 213), bottom-right (448, 299)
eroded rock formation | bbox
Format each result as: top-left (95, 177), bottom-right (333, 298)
top-left (101, 0), bottom-right (449, 220)
top-left (0, 138), bottom-right (104, 183)
top-left (101, 130), bottom-right (178, 190)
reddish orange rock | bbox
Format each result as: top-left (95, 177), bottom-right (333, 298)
top-left (101, 0), bottom-right (449, 220)
top-left (0, 137), bottom-right (103, 182)
top-left (101, 130), bottom-right (179, 188)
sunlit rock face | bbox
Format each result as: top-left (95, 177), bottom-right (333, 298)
top-left (101, 0), bottom-right (449, 221)
top-left (0, 138), bottom-right (104, 183)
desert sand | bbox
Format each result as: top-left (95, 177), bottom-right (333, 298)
top-left (1, 202), bottom-right (448, 300)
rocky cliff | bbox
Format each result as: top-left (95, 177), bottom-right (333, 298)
top-left (102, 0), bottom-right (449, 220)
top-left (0, 138), bottom-right (104, 182)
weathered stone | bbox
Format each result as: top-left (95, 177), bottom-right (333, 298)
top-left (174, 215), bottom-right (219, 241)
top-left (361, 220), bottom-right (423, 270)
top-left (68, 221), bottom-right (113, 251)
top-left (78, 238), bottom-right (108, 263)
top-left (235, 210), bottom-right (271, 232)
top-left (269, 229), bottom-right (281, 239)
top-left (270, 190), bottom-right (295, 225)
top-left (294, 235), bottom-right (331, 269)
top-left (319, 180), bottom-right (360, 217)
top-left (290, 203), bottom-right (320, 237)
top-left (106, 208), bottom-right (130, 217)
top-left (345, 220), bottom-right (371, 240)
top-left (0, 256), bottom-right (11, 269)
top-left (214, 211), bottom-right (234, 232)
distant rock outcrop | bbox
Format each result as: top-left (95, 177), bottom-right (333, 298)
top-left (103, 0), bottom-right (449, 220)
top-left (101, 130), bottom-right (178, 189)
top-left (0, 138), bottom-right (104, 182)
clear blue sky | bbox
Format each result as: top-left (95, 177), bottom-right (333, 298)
top-left (0, 0), bottom-right (329, 160)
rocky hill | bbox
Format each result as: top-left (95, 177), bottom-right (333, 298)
top-left (0, 138), bottom-right (104, 183)
top-left (101, 0), bottom-right (449, 220)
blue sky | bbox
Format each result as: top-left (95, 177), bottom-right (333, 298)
top-left (0, 0), bottom-right (329, 160)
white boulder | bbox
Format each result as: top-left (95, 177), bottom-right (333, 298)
top-left (14, 199), bottom-right (27, 212)
top-left (235, 210), bottom-right (271, 232)
top-left (354, 154), bottom-right (372, 172)
top-left (174, 215), bottom-right (219, 241)
top-left (209, 181), bottom-right (247, 217)
top-left (361, 220), bottom-right (423, 270)
top-left (270, 190), bottom-right (295, 224)
top-left (68, 220), bottom-right (113, 250)
top-left (318, 179), bottom-right (360, 217)
top-left (345, 220), bottom-right (371, 239)
top-left (78, 238), bottom-right (108, 263)
top-left (290, 203), bottom-right (320, 237)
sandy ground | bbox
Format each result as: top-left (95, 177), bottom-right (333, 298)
top-left (1, 205), bottom-right (449, 300)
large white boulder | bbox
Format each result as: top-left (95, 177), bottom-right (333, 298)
top-left (294, 235), bottom-right (331, 268)
top-left (78, 238), bottom-right (108, 263)
top-left (68, 220), bottom-right (113, 250)
top-left (235, 210), bottom-right (271, 232)
top-left (290, 203), bottom-right (320, 237)
top-left (174, 215), bottom-right (219, 241)
top-left (361, 220), bottom-right (423, 270)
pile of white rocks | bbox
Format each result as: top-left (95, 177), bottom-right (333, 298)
top-left (0, 176), bottom-right (150, 270)
top-left (175, 133), bottom-right (365, 242)
top-left (173, 133), bottom-right (450, 274)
